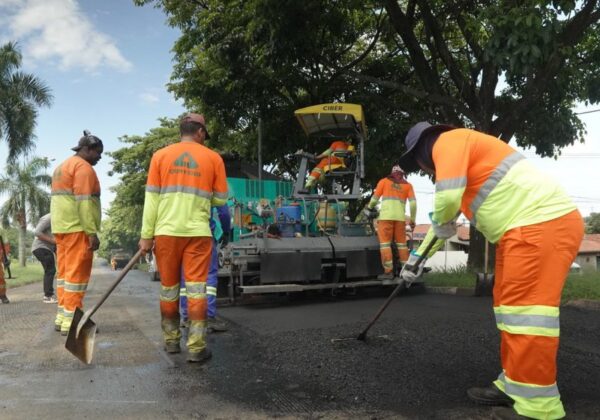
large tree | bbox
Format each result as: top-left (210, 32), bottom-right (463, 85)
top-left (99, 118), bottom-right (179, 257)
top-left (0, 42), bottom-right (53, 162)
top-left (0, 157), bottom-right (51, 266)
top-left (136, 0), bottom-right (600, 268)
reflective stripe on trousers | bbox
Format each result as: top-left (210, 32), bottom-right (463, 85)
top-left (376, 220), bottom-right (409, 273)
top-left (155, 235), bottom-right (212, 352)
top-left (492, 210), bottom-right (583, 419)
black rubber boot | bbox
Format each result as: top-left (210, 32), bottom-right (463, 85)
top-left (467, 384), bottom-right (513, 406)
top-left (187, 348), bottom-right (212, 364)
top-left (0, 295), bottom-right (9, 304)
top-left (164, 342), bottom-right (181, 354)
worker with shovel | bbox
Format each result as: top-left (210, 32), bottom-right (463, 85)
top-left (139, 113), bottom-right (228, 364)
top-left (365, 165), bottom-right (416, 279)
top-left (51, 131), bottom-right (103, 335)
top-left (398, 122), bottom-right (583, 420)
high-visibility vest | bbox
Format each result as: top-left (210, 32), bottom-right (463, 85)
top-left (417, 128), bottom-right (575, 256)
top-left (50, 156), bottom-right (101, 235)
top-left (141, 141), bottom-right (228, 238)
top-left (369, 178), bottom-right (416, 222)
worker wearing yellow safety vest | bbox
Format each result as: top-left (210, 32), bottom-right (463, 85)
top-left (304, 139), bottom-right (354, 190)
top-left (366, 165), bottom-right (416, 279)
top-left (398, 122), bottom-right (583, 420)
top-left (139, 113), bottom-right (228, 364)
top-left (51, 131), bottom-right (103, 335)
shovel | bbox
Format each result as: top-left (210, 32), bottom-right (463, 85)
top-left (331, 238), bottom-right (436, 343)
top-left (65, 249), bottom-right (143, 364)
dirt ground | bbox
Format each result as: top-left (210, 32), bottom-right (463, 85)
top-left (1, 263), bottom-right (599, 419)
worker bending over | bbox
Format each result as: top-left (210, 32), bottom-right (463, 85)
top-left (398, 122), bottom-right (583, 420)
top-left (366, 165), bottom-right (416, 279)
top-left (139, 113), bottom-right (228, 364)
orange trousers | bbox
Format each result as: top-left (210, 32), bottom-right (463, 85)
top-left (493, 210), bottom-right (584, 419)
top-left (154, 235), bottom-right (212, 353)
top-left (376, 220), bottom-right (409, 273)
top-left (0, 259), bottom-right (6, 296)
top-left (54, 232), bottom-right (93, 332)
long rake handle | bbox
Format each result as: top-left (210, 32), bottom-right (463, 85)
top-left (357, 238), bottom-right (437, 341)
top-left (86, 249), bottom-right (143, 319)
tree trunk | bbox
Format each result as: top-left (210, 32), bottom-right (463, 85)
top-left (18, 224), bottom-right (27, 267)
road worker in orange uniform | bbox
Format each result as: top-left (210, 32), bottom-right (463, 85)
top-left (366, 165), bottom-right (416, 279)
top-left (304, 139), bottom-right (354, 190)
top-left (398, 122), bottom-right (583, 420)
top-left (51, 131), bottom-right (103, 335)
top-left (0, 248), bottom-right (8, 304)
top-left (139, 113), bottom-right (228, 364)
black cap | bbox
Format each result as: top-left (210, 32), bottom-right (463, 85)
top-left (72, 130), bottom-right (103, 152)
top-left (398, 122), bottom-right (455, 172)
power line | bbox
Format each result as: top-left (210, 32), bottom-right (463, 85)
top-left (575, 108), bottom-right (600, 115)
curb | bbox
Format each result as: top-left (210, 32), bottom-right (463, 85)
top-left (565, 299), bottom-right (600, 311)
top-left (425, 286), bottom-right (477, 296)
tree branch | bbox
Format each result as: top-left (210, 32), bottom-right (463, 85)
top-left (492, 0), bottom-right (600, 137)
top-left (383, 0), bottom-right (461, 122)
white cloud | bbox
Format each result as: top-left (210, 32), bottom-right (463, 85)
top-left (0, 0), bottom-right (132, 72)
top-left (140, 92), bottom-right (159, 104)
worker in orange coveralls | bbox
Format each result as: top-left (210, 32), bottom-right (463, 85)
top-left (139, 113), bottom-right (228, 364)
top-left (366, 164), bottom-right (417, 279)
top-left (398, 122), bottom-right (584, 420)
top-left (303, 139), bottom-right (354, 190)
top-left (51, 130), bottom-right (103, 335)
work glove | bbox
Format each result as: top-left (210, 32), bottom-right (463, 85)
top-left (430, 213), bottom-right (457, 239)
top-left (363, 208), bottom-right (378, 220)
top-left (219, 234), bottom-right (229, 247)
top-left (399, 251), bottom-right (426, 287)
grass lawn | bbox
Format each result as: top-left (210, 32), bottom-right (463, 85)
top-left (4, 259), bottom-right (44, 288)
top-left (425, 268), bottom-right (600, 301)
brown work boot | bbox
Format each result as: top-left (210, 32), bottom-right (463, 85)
top-left (207, 317), bottom-right (228, 333)
top-left (491, 407), bottom-right (535, 419)
top-left (467, 384), bottom-right (513, 406)
top-left (164, 342), bottom-right (181, 354)
top-left (0, 295), bottom-right (9, 304)
top-left (187, 348), bottom-right (212, 364)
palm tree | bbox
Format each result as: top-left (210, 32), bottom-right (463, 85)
top-left (0, 42), bottom-right (53, 162)
top-left (0, 157), bottom-right (52, 266)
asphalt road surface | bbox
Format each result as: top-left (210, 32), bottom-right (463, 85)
top-left (1, 263), bottom-right (599, 419)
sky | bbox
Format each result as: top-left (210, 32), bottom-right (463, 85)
top-left (0, 0), bottom-right (599, 225)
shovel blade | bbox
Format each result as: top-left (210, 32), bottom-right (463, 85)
top-left (65, 307), bottom-right (97, 364)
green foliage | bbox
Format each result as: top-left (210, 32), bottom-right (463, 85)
top-left (585, 212), bottom-right (600, 234)
top-left (136, 0), bottom-right (600, 167)
top-left (0, 157), bottom-right (51, 266)
top-left (99, 118), bottom-right (179, 257)
top-left (0, 42), bottom-right (53, 162)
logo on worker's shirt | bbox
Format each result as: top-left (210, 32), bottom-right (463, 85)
top-left (174, 152), bottom-right (198, 169)
top-left (170, 152), bottom-right (201, 177)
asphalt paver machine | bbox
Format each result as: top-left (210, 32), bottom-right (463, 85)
top-left (222, 103), bottom-right (398, 301)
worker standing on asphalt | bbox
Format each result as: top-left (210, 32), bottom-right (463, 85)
top-left (0, 245), bottom-right (8, 304)
top-left (302, 138), bottom-right (354, 191)
top-left (366, 165), bottom-right (416, 279)
top-left (398, 122), bottom-right (583, 420)
top-left (206, 204), bottom-right (231, 332)
top-left (51, 131), bottom-right (103, 335)
top-left (32, 213), bottom-right (58, 303)
top-left (180, 204), bottom-right (231, 332)
top-left (139, 113), bottom-right (228, 364)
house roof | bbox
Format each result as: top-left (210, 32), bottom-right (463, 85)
top-left (579, 235), bottom-right (600, 253)
top-left (410, 224), bottom-right (470, 241)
